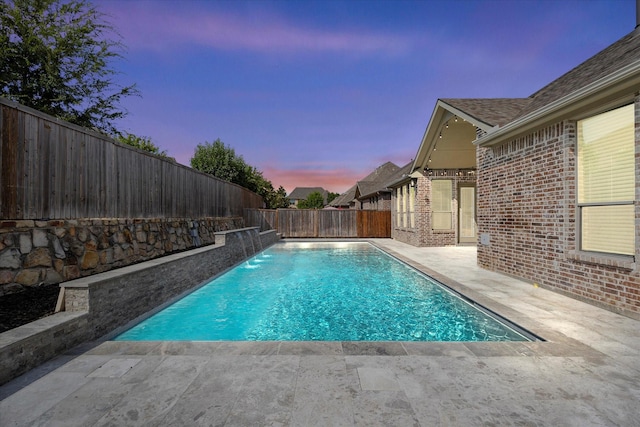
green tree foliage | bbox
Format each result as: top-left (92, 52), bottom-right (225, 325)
top-left (0, 0), bottom-right (138, 134)
top-left (190, 138), bottom-right (289, 209)
top-left (327, 192), bottom-right (339, 204)
top-left (191, 139), bottom-right (246, 183)
top-left (266, 186), bottom-right (290, 209)
top-left (298, 191), bottom-right (326, 209)
top-left (115, 132), bottom-right (168, 157)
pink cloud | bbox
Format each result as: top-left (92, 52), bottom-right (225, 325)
top-left (262, 166), bottom-right (363, 194)
top-left (101, 2), bottom-right (411, 56)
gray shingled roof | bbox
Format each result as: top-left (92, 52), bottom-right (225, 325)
top-left (354, 162), bottom-right (400, 199)
top-left (382, 161), bottom-right (414, 188)
top-left (288, 187), bottom-right (327, 201)
top-left (440, 98), bottom-right (531, 127)
top-left (329, 184), bottom-right (356, 207)
top-left (330, 161), bottom-right (400, 205)
top-left (519, 28), bottom-right (640, 119)
top-left (439, 29), bottom-right (640, 131)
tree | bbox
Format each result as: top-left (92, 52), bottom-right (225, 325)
top-left (298, 191), bottom-right (325, 209)
top-left (0, 0), bottom-right (138, 134)
top-left (115, 132), bottom-right (168, 157)
top-left (191, 139), bottom-right (247, 183)
top-left (190, 138), bottom-right (288, 209)
top-left (327, 192), bottom-right (339, 204)
top-left (264, 185), bottom-right (290, 209)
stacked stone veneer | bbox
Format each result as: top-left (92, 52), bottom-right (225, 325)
top-left (393, 174), bottom-right (476, 247)
top-left (477, 96), bottom-right (640, 318)
top-left (0, 227), bottom-right (279, 385)
top-left (0, 217), bottom-right (243, 296)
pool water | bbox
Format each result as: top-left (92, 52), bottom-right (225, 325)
top-left (115, 242), bottom-right (530, 342)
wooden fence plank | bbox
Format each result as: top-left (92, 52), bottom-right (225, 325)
top-left (0, 99), bottom-right (263, 220)
top-left (245, 209), bottom-right (390, 238)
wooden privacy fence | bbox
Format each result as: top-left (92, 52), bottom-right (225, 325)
top-left (244, 209), bottom-right (391, 238)
top-left (0, 98), bottom-right (263, 219)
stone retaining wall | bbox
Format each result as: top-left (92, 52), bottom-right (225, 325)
top-left (0, 227), bottom-right (279, 385)
top-left (0, 217), bottom-right (244, 296)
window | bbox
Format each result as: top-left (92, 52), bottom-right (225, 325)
top-left (396, 187), bottom-right (403, 227)
top-left (432, 180), bottom-right (452, 230)
top-left (408, 181), bottom-right (416, 228)
top-left (577, 104), bottom-right (635, 256)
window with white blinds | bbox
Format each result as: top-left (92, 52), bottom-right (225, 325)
top-left (409, 182), bottom-right (416, 228)
top-left (396, 187), bottom-right (403, 228)
top-left (577, 104), bottom-right (635, 256)
top-left (432, 180), bottom-right (452, 230)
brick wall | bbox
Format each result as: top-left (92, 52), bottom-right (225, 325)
top-left (392, 174), bottom-right (476, 247)
top-left (360, 193), bottom-right (392, 211)
top-left (477, 96), bottom-right (640, 318)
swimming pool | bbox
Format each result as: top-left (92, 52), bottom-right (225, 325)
top-left (115, 242), bottom-right (531, 342)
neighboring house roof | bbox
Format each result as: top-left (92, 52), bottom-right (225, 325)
top-left (330, 184), bottom-right (357, 208)
top-left (356, 161), bottom-right (404, 199)
top-left (330, 161), bottom-right (400, 206)
top-left (288, 187), bottom-right (328, 202)
top-left (383, 161), bottom-right (414, 189)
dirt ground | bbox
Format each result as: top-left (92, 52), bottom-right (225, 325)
top-left (0, 284), bottom-right (60, 333)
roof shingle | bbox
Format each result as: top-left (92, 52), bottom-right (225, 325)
top-left (440, 98), bottom-right (531, 127)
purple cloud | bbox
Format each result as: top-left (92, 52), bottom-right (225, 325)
top-left (102, 2), bottom-right (412, 56)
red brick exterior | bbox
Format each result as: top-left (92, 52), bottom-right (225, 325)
top-left (359, 193), bottom-right (392, 211)
top-left (392, 173), bottom-right (476, 247)
top-left (477, 96), bottom-right (640, 318)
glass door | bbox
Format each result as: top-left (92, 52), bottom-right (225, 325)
top-left (459, 186), bottom-right (476, 244)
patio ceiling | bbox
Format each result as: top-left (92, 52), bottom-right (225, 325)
top-left (412, 101), bottom-right (490, 172)
top-left (423, 118), bottom-right (477, 170)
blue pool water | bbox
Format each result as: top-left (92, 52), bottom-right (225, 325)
top-left (115, 242), bottom-right (530, 342)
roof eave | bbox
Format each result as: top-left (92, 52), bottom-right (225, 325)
top-left (412, 100), bottom-right (497, 171)
top-left (476, 61), bottom-right (640, 148)
top-left (386, 171), bottom-right (421, 189)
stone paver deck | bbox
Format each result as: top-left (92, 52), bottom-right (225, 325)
top-left (1, 240), bottom-right (639, 426)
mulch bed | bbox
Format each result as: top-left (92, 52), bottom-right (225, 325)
top-left (0, 284), bottom-right (60, 333)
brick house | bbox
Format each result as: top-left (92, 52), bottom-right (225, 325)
top-left (390, 99), bottom-right (529, 247)
top-left (475, 28), bottom-right (640, 318)
top-left (330, 161), bottom-right (401, 210)
top-left (395, 27), bottom-right (640, 317)
top-left (287, 187), bottom-right (328, 208)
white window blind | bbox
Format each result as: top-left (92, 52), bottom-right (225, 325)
top-left (409, 182), bottom-right (416, 228)
top-left (581, 205), bottom-right (635, 255)
top-left (396, 187), bottom-right (403, 228)
top-left (577, 104), bottom-right (635, 255)
top-left (432, 180), bottom-right (452, 230)
top-left (403, 184), bottom-right (409, 227)
top-left (459, 187), bottom-right (476, 239)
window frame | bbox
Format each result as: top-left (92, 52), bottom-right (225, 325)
top-left (431, 179), bottom-right (453, 231)
top-left (576, 103), bottom-right (636, 258)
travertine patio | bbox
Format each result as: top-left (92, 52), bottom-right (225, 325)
top-left (1, 240), bottom-right (639, 426)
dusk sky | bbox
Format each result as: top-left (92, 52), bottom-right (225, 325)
top-left (100, 0), bottom-right (635, 194)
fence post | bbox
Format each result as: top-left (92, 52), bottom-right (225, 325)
top-left (1, 106), bottom-right (19, 219)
